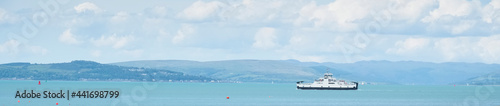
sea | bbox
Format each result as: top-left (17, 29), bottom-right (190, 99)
top-left (1, 80), bottom-right (499, 106)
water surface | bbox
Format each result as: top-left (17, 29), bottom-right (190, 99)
top-left (1, 80), bottom-right (499, 106)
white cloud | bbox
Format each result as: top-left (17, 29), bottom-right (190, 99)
top-left (477, 35), bottom-right (500, 63)
top-left (273, 31), bottom-right (348, 63)
top-left (326, 0), bottom-right (372, 25)
top-left (0, 8), bottom-right (6, 22)
top-left (151, 6), bottom-right (168, 17)
top-left (420, 0), bottom-right (481, 35)
top-left (0, 40), bottom-right (20, 54)
top-left (91, 34), bottom-right (134, 49)
top-left (74, 2), bottom-right (101, 13)
top-left (386, 38), bottom-right (430, 54)
top-left (481, 0), bottom-right (500, 24)
top-left (434, 37), bottom-right (478, 61)
top-left (172, 24), bottom-right (195, 44)
top-left (156, 29), bottom-right (171, 42)
top-left (0, 8), bottom-right (18, 23)
top-left (219, 0), bottom-right (303, 23)
top-left (0, 40), bottom-right (48, 56)
top-left (177, 1), bottom-right (224, 20)
top-left (120, 49), bottom-right (144, 58)
top-left (433, 35), bottom-right (500, 63)
top-left (389, 0), bottom-right (435, 22)
top-left (386, 35), bottom-right (500, 63)
top-left (252, 27), bottom-right (278, 49)
top-left (91, 50), bottom-right (101, 57)
top-left (28, 46), bottom-right (48, 56)
top-left (5, 0), bottom-right (500, 64)
top-left (294, 0), bottom-right (386, 31)
top-left (451, 20), bottom-right (475, 34)
top-left (421, 0), bottom-right (478, 23)
top-left (294, 2), bottom-right (337, 29)
top-left (59, 29), bottom-right (81, 45)
top-left (279, 33), bottom-right (341, 54)
top-left (111, 11), bottom-right (129, 23)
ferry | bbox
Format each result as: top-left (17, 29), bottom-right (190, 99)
top-left (296, 72), bottom-right (358, 90)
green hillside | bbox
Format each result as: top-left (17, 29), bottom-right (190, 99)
top-left (0, 60), bottom-right (211, 82)
top-left (112, 60), bottom-right (348, 83)
top-left (112, 60), bottom-right (500, 84)
top-left (455, 72), bottom-right (500, 85)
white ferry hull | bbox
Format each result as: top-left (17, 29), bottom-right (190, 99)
top-left (297, 82), bottom-right (358, 90)
top-left (296, 72), bottom-right (358, 90)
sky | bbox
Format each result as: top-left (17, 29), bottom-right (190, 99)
top-left (0, 0), bottom-right (500, 64)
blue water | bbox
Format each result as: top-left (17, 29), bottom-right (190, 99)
top-left (1, 80), bottom-right (499, 106)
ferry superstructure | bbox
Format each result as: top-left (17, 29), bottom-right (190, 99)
top-left (297, 72), bottom-right (358, 90)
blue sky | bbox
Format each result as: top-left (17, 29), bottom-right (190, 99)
top-left (0, 0), bottom-right (500, 64)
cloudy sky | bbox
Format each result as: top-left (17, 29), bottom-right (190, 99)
top-left (0, 0), bottom-right (500, 64)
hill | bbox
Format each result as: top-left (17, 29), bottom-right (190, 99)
top-left (454, 72), bottom-right (500, 85)
top-left (112, 60), bottom-right (500, 84)
top-left (0, 60), bottom-right (211, 82)
top-left (112, 60), bottom-right (330, 82)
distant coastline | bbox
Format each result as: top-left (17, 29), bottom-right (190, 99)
top-left (1, 60), bottom-right (500, 85)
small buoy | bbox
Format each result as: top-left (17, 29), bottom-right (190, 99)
top-left (18, 100), bottom-right (20, 103)
top-left (226, 96), bottom-right (229, 99)
top-left (454, 84), bottom-right (455, 87)
top-left (38, 81), bottom-right (41, 85)
top-left (56, 102), bottom-right (58, 105)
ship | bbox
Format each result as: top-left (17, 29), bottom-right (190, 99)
top-left (296, 72), bottom-right (358, 90)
